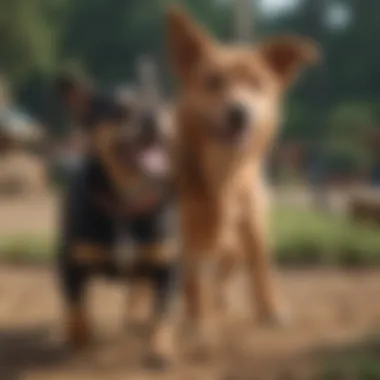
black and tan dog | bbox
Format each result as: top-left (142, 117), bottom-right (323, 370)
top-left (56, 74), bottom-right (178, 363)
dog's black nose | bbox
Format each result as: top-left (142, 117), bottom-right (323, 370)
top-left (226, 103), bottom-right (248, 130)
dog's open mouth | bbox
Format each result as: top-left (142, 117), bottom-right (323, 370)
top-left (225, 126), bottom-right (247, 145)
top-left (113, 140), bottom-right (169, 180)
top-left (211, 124), bottom-right (249, 148)
top-left (113, 141), bottom-right (134, 167)
top-left (135, 143), bottom-right (169, 179)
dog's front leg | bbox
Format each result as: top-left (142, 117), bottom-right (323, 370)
top-left (240, 191), bottom-right (289, 326)
top-left (134, 242), bottom-right (179, 367)
top-left (214, 252), bottom-right (239, 318)
top-left (124, 278), bottom-right (151, 332)
top-left (183, 252), bottom-right (219, 352)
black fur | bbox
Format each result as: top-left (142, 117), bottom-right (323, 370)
top-left (58, 154), bottom-right (175, 306)
top-left (130, 260), bottom-right (179, 316)
top-left (56, 75), bottom-right (178, 329)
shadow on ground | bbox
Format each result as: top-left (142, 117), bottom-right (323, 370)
top-left (0, 326), bottom-right (69, 380)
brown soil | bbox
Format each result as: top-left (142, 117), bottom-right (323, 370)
top-left (0, 194), bottom-right (56, 238)
top-left (0, 266), bottom-right (379, 380)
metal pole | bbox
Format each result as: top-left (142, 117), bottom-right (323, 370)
top-left (234, 0), bottom-right (254, 43)
top-left (136, 57), bottom-right (160, 107)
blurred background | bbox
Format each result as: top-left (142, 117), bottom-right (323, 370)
top-left (0, 1), bottom-right (380, 379)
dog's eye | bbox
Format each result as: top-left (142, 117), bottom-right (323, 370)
top-left (203, 72), bottom-right (225, 93)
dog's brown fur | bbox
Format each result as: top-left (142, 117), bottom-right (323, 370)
top-left (166, 6), bottom-right (320, 346)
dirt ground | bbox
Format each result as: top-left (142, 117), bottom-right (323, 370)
top-left (0, 193), bottom-right (379, 379)
top-left (0, 194), bottom-right (56, 238)
top-left (0, 266), bottom-right (379, 380)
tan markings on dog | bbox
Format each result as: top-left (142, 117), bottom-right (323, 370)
top-left (92, 122), bottom-right (140, 197)
top-left (125, 241), bottom-right (179, 359)
top-left (72, 243), bottom-right (109, 265)
top-left (66, 303), bottom-right (91, 349)
top-left (137, 241), bottom-right (177, 264)
top-left (166, 5), bottom-right (320, 345)
top-left (149, 313), bottom-right (177, 360)
top-left (124, 241), bottom-right (178, 344)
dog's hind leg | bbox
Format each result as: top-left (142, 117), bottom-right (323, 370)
top-left (59, 263), bottom-right (90, 349)
top-left (59, 243), bottom-right (106, 349)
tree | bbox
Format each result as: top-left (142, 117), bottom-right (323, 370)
top-left (0, 0), bottom-right (61, 85)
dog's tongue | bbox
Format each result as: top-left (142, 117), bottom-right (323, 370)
top-left (137, 145), bottom-right (168, 178)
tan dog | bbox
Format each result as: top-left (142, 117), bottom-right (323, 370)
top-left (166, 6), bottom-right (320, 348)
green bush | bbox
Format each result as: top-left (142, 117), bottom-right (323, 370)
top-left (272, 205), bottom-right (380, 267)
top-left (316, 334), bottom-right (380, 380)
top-left (320, 141), bottom-right (372, 178)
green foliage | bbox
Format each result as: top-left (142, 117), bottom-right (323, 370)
top-left (0, 0), bottom-right (62, 84)
top-left (316, 334), bottom-right (380, 380)
top-left (272, 205), bottom-right (380, 267)
top-left (328, 102), bottom-right (376, 139)
top-left (0, 233), bottom-right (54, 264)
top-left (58, 0), bottom-right (232, 85)
top-left (282, 101), bottom-right (315, 139)
top-left (1, 0), bottom-right (380, 144)
top-left (0, 0), bottom-right (233, 133)
top-left (321, 140), bottom-right (372, 176)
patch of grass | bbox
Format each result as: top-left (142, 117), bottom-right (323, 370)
top-left (272, 204), bottom-right (380, 267)
top-left (316, 334), bottom-right (380, 380)
top-left (0, 234), bottom-right (55, 264)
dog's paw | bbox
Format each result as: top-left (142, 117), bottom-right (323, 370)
top-left (147, 321), bottom-right (176, 369)
top-left (66, 315), bottom-right (91, 350)
top-left (144, 352), bottom-right (173, 371)
top-left (257, 306), bottom-right (293, 328)
top-left (187, 320), bottom-right (220, 362)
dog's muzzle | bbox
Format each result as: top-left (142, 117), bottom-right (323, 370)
top-left (223, 102), bottom-right (250, 142)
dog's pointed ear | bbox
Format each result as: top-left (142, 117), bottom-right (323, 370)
top-left (166, 5), bottom-right (211, 80)
top-left (257, 35), bottom-right (321, 88)
top-left (54, 74), bottom-right (92, 121)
